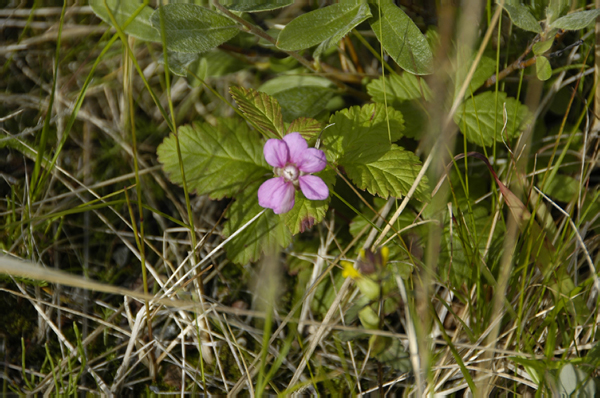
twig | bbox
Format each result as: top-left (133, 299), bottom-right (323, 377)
top-left (483, 31), bottom-right (574, 88)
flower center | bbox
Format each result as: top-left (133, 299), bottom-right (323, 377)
top-left (281, 164), bottom-right (299, 182)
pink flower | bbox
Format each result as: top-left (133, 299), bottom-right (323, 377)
top-left (258, 133), bottom-right (329, 214)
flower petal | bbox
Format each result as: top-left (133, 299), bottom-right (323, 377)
top-left (258, 177), bottom-right (296, 214)
top-left (298, 175), bottom-right (329, 200)
top-left (282, 132), bottom-right (308, 165)
top-left (296, 148), bottom-right (327, 173)
top-left (264, 139), bottom-right (289, 168)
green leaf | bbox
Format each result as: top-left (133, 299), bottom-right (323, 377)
top-left (283, 169), bottom-right (336, 235)
top-left (273, 86), bottom-right (334, 122)
top-left (287, 117), bottom-right (323, 141)
top-left (546, 0), bottom-right (568, 24)
top-left (150, 4), bottom-right (239, 53)
top-left (222, 181), bottom-right (292, 264)
top-left (393, 101), bottom-right (427, 139)
top-left (276, 3), bottom-right (372, 51)
top-left (90, 0), bottom-right (160, 42)
top-left (549, 9), bottom-right (600, 30)
top-left (367, 73), bottom-right (431, 105)
top-left (221, 0), bottom-right (293, 12)
top-left (165, 51), bottom-right (200, 77)
top-left (557, 363), bottom-right (596, 397)
top-left (341, 144), bottom-right (428, 201)
top-left (532, 39), bottom-right (553, 55)
top-left (165, 50), bottom-right (245, 87)
top-left (371, 336), bottom-right (411, 372)
top-left (454, 91), bottom-right (530, 147)
top-left (156, 118), bottom-right (269, 200)
top-left (454, 55), bottom-right (496, 101)
top-left (230, 86), bottom-right (286, 139)
top-left (369, 1), bottom-right (433, 75)
top-left (536, 55), bottom-right (552, 81)
top-left (501, 3), bottom-right (542, 33)
top-left (312, 4), bottom-right (372, 60)
top-left (321, 104), bottom-right (404, 162)
top-left (543, 174), bottom-right (579, 202)
top-left (259, 75), bottom-right (333, 95)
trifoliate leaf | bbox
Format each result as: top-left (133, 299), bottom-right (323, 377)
top-left (501, 3), bottom-right (542, 33)
top-left (276, 3), bottom-right (371, 52)
top-left (230, 86), bottom-right (285, 139)
top-left (222, 181), bottom-right (292, 264)
top-left (550, 9), bottom-right (600, 30)
top-left (287, 117), bottom-right (323, 142)
top-left (150, 4), bottom-right (239, 53)
top-left (321, 104), bottom-right (405, 162)
top-left (157, 118), bottom-right (269, 200)
top-left (341, 144), bottom-right (428, 201)
top-left (90, 0), bottom-right (160, 42)
top-left (369, 0), bottom-right (433, 75)
top-left (536, 55), bottom-right (552, 81)
top-left (454, 91), bottom-right (530, 147)
top-left (283, 169), bottom-right (336, 235)
top-left (367, 73), bottom-right (431, 105)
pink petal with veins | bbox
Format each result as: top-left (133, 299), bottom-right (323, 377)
top-left (282, 132), bottom-right (308, 165)
top-left (296, 148), bottom-right (327, 173)
top-left (263, 139), bottom-right (289, 168)
top-left (258, 177), bottom-right (296, 214)
top-left (298, 175), bottom-right (329, 200)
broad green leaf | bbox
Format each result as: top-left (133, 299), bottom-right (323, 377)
top-left (222, 181), bottom-right (291, 264)
top-left (546, 0), bottom-right (568, 24)
top-left (340, 144), bottom-right (428, 201)
top-left (312, 4), bottom-right (372, 60)
top-left (501, 3), bottom-right (542, 33)
top-left (165, 51), bottom-right (200, 76)
top-left (283, 169), bottom-right (336, 235)
top-left (557, 364), bottom-right (596, 397)
top-left (542, 174), bottom-right (579, 202)
top-left (369, 1), bottom-right (433, 75)
top-left (536, 55), bottom-right (552, 81)
top-left (549, 9), bottom-right (600, 30)
top-left (90, 0), bottom-right (160, 42)
top-left (393, 101), bottom-right (427, 139)
top-left (371, 336), bottom-right (411, 372)
top-left (273, 86), bottom-right (334, 122)
top-left (321, 104), bottom-right (404, 162)
top-left (287, 117), bottom-right (323, 141)
top-left (276, 3), bottom-right (372, 51)
top-left (454, 55), bottom-right (496, 101)
top-left (166, 50), bottom-right (244, 87)
top-left (230, 86), bottom-right (285, 139)
top-left (454, 91), bottom-right (530, 147)
top-left (532, 39), bottom-right (553, 55)
top-left (221, 0), bottom-right (293, 12)
top-left (259, 75), bottom-right (333, 96)
top-left (150, 4), bottom-right (239, 53)
top-left (156, 118), bottom-right (269, 200)
top-left (367, 73), bottom-right (431, 105)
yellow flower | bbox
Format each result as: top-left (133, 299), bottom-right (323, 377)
top-left (341, 261), bottom-right (361, 279)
